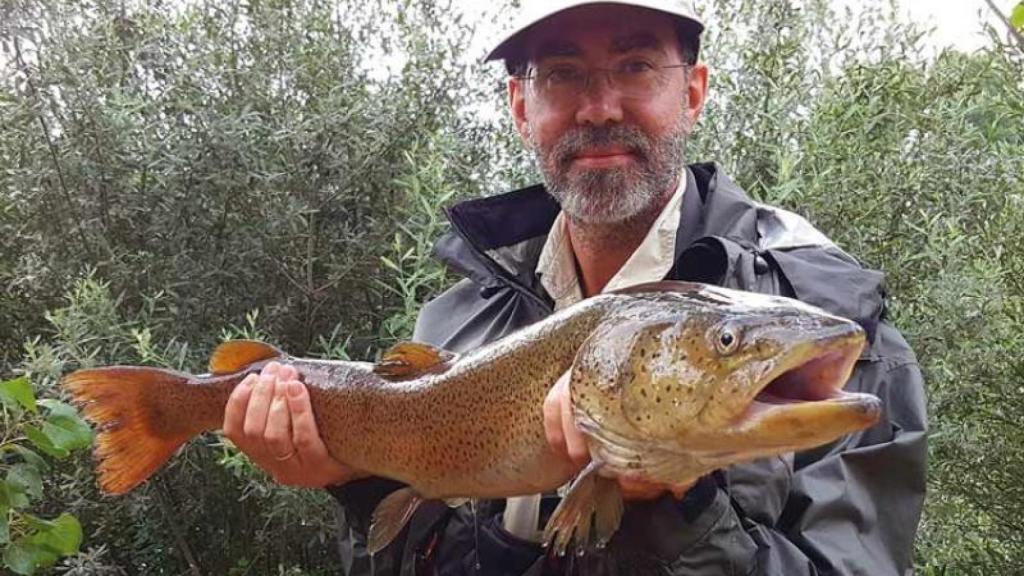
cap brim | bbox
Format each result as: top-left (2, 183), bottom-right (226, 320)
top-left (485, 0), bottom-right (704, 62)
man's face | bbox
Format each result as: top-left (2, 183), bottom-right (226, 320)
top-left (509, 5), bottom-right (708, 225)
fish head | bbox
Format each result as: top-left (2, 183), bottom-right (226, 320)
top-left (572, 284), bottom-right (880, 469)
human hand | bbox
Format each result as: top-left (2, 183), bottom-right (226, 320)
top-left (542, 370), bottom-right (695, 501)
top-left (223, 361), bottom-right (362, 487)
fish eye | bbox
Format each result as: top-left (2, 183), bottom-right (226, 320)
top-left (715, 325), bottom-right (741, 355)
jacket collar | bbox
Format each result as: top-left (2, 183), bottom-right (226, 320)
top-left (435, 163), bottom-right (887, 333)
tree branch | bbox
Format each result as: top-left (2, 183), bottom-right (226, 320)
top-left (983, 0), bottom-right (1024, 52)
top-left (155, 479), bottom-right (204, 576)
top-left (12, 35), bottom-right (95, 257)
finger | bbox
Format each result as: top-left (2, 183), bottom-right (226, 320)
top-left (223, 373), bottom-right (257, 441)
top-left (263, 380), bottom-right (295, 461)
top-left (242, 364), bottom-right (278, 444)
top-left (560, 378), bottom-right (589, 467)
top-left (286, 380), bottom-right (333, 462)
top-left (277, 363), bottom-right (298, 382)
top-left (262, 361), bottom-right (282, 377)
top-left (543, 379), bottom-right (568, 459)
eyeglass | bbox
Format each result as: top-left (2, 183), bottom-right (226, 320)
top-left (520, 60), bottom-right (690, 103)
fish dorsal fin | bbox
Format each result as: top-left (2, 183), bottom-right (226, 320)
top-left (209, 340), bottom-right (284, 375)
top-left (373, 342), bottom-right (456, 380)
top-left (368, 487), bottom-right (424, 555)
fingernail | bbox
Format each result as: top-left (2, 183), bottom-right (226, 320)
top-left (288, 380), bottom-right (303, 398)
top-left (272, 380), bottom-right (287, 400)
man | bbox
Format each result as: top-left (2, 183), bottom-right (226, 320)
top-left (222, 1), bottom-right (927, 574)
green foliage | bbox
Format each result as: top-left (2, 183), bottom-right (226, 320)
top-left (1012, 2), bottom-right (1024, 32)
top-left (24, 276), bottom-right (350, 574)
top-left (0, 376), bottom-right (90, 574)
top-left (0, 0), bottom-right (486, 365)
top-left (1, 0), bottom-right (498, 572)
top-left (377, 136), bottom-right (464, 343)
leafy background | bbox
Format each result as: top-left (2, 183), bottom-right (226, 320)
top-left (0, 0), bottom-right (1022, 573)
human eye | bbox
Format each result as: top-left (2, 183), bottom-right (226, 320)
top-left (617, 59), bottom-right (657, 75)
top-left (541, 63), bottom-right (584, 85)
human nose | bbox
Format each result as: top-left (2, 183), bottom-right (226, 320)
top-left (573, 70), bottom-right (624, 126)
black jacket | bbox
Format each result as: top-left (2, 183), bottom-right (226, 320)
top-left (331, 163), bottom-right (927, 575)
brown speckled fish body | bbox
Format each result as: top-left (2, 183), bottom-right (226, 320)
top-left (63, 281), bottom-right (882, 555)
top-left (305, 289), bottom-right (749, 498)
top-left (296, 296), bottom-right (613, 499)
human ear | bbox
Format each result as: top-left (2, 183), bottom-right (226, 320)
top-left (684, 63), bottom-right (709, 128)
top-left (508, 77), bottom-right (531, 146)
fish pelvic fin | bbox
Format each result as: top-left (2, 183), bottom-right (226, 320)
top-left (373, 342), bottom-right (456, 380)
top-left (63, 367), bottom-right (210, 495)
top-left (209, 340), bottom-right (284, 375)
top-left (542, 462), bottom-right (623, 557)
top-left (368, 487), bottom-right (425, 555)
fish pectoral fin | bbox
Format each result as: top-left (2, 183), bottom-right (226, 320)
top-left (373, 342), bottom-right (456, 380)
top-left (208, 340), bottom-right (285, 375)
top-left (542, 461), bottom-right (623, 557)
top-left (368, 487), bottom-right (425, 555)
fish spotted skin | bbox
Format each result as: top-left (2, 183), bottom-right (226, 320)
top-left (63, 281), bottom-right (880, 554)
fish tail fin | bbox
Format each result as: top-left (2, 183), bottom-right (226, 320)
top-left (63, 367), bottom-right (212, 495)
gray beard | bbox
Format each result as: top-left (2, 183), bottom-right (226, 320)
top-left (529, 121), bottom-right (689, 225)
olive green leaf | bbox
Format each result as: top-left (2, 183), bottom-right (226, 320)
top-left (1012, 2), bottom-right (1024, 30)
top-left (26, 513), bottom-right (83, 556)
top-left (6, 466), bottom-right (43, 501)
top-left (0, 377), bottom-right (36, 414)
top-left (0, 511), bottom-right (9, 545)
top-left (10, 447), bottom-right (48, 473)
top-left (3, 541), bottom-right (39, 575)
top-left (38, 400), bottom-right (93, 452)
top-left (0, 481), bottom-right (30, 511)
top-left (23, 426), bottom-right (69, 460)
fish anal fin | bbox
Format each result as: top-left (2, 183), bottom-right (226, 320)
top-left (444, 497), bottom-right (471, 508)
top-left (542, 462), bottom-right (623, 557)
top-left (373, 342), bottom-right (456, 380)
top-left (368, 487), bottom-right (425, 555)
top-left (209, 340), bottom-right (284, 375)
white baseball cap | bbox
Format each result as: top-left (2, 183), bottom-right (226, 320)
top-left (485, 0), bottom-right (704, 62)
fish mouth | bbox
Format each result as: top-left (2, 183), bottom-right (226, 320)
top-left (729, 324), bottom-right (882, 449)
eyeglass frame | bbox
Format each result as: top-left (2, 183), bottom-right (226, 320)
top-left (516, 59), bottom-right (692, 103)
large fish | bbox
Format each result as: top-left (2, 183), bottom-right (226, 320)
top-left (63, 281), bottom-right (881, 555)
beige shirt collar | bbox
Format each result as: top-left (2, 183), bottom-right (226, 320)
top-left (536, 171), bottom-right (688, 310)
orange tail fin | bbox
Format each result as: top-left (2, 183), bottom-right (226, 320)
top-left (63, 367), bottom-right (221, 494)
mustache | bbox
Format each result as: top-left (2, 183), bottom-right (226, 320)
top-left (552, 125), bottom-right (652, 167)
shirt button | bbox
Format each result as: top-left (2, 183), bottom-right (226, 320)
top-left (754, 254), bottom-right (770, 275)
